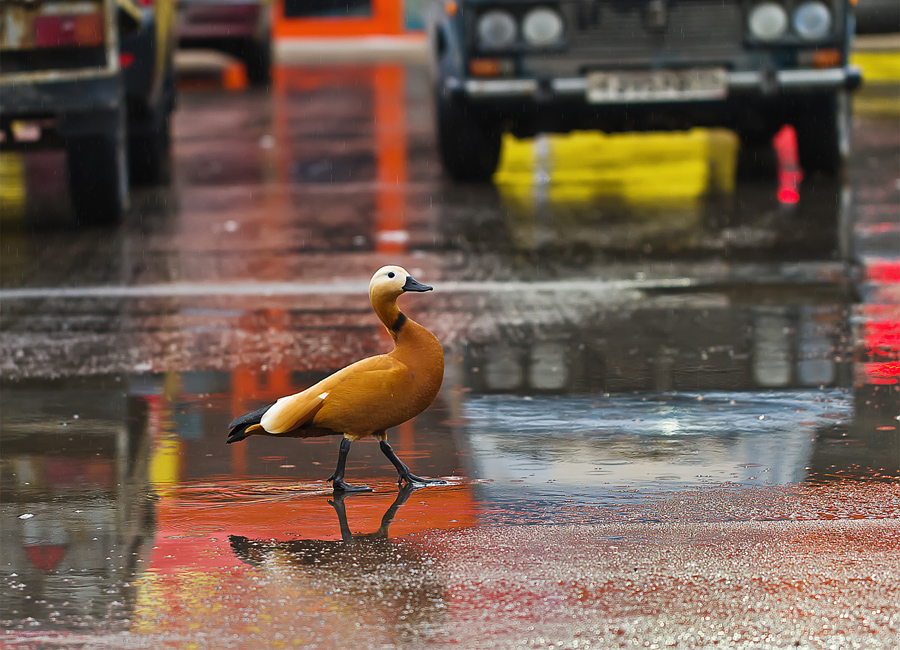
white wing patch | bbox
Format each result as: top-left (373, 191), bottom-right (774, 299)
top-left (260, 391), bottom-right (329, 434)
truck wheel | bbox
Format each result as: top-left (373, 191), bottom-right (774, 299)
top-left (129, 113), bottom-right (171, 185)
top-left (67, 114), bottom-right (127, 226)
top-left (436, 91), bottom-right (501, 182)
top-left (794, 90), bottom-right (850, 176)
top-left (129, 65), bottom-right (174, 185)
top-left (237, 36), bottom-right (271, 86)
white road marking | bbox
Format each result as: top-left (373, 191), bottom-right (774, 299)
top-left (0, 278), bottom-right (694, 300)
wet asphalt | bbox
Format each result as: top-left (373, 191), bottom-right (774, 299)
top-left (1, 59), bottom-right (899, 649)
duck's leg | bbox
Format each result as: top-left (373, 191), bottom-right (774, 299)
top-left (379, 440), bottom-right (447, 487)
top-left (327, 437), bottom-right (373, 493)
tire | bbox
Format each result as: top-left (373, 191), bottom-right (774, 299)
top-left (129, 111), bottom-right (171, 185)
top-left (237, 36), bottom-right (271, 86)
top-left (436, 90), bottom-right (502, 182)
top-left (129, 65), bottom-right (175, 185)
top-left (794, 90), bottom-right (850, 176)
top-left (67, 111), bottom-right (128, 226)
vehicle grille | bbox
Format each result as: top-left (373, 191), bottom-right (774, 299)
top-left (566, 0), bottom-right (744, 64)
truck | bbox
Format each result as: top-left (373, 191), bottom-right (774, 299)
top-left (0, 0), bottom-right (177, 225)
top-left (427, 0), bottom-right (862, 181)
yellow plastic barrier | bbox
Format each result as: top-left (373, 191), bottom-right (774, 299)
top-left (0, 152), bottom-right (26, 222)
top-left (494, 128), bottom-right (739, 214)
top-left (851, 51), bottom-right (900, 84)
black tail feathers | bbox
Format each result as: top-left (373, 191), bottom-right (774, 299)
top-left (226, 402), bottom-right (274, 444)
top-left (226, 423), bottom-right (254, 444)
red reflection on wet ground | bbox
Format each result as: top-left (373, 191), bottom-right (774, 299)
top-left (857, 265), bottom-right (900, 386)
top-left (864, 361), bottom-right (900, 385)
top-left (130, 482), bottom-right (475, 643)
top-left (867, 259), bottom-right (900, 284)
top-left (773, 125), bottom-right (802, 205)
top-left (272, 64), bottom-right (411, 254)
top-left (24, 546), bottom-right (68, 573)
top-left (154, 481), bottom-right (474, 542)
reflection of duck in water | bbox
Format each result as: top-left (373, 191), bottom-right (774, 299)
top-left (230, 486), bottom-right (416, 559)
top-left (227, 266), bottom-right (446, 493)
top-left (229, 488), bottom-right (445, 639)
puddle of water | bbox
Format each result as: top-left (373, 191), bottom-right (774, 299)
top-left (2, 365), bottom-right (897, 642)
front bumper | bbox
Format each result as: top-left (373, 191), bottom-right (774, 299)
top-left (451, 66), bottom-right (863, 101)
top-left (0, 71), bottom-right (121, 115)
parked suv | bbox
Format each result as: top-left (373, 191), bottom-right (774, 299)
top-left (0, 0), bottom-right (176, 225)
top-left (427, 0), bottom-right (862, 180)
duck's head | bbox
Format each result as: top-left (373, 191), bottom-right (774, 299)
top-left (369, 265), bottom-right (432, 305)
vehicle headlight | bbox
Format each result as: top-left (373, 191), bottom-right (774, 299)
top-left (522, 8), bottom-right (564, 47)
top-left (748, 2), bottom-right (789, 41)
top-left (477, 10), bottom-right (517, 50)
top-left (793, 1), bottom-right (832, 40)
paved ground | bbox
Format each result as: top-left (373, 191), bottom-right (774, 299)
top-left (1, 46), bottom-right (898, 649)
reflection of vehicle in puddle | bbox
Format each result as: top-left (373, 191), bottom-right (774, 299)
top-left (0, 376), bottom-right (154, 630)
top-left (483, 128), bottom-right (851, 261)
top-left (458, 375), bottom-right (897, 523)
top-left (464, 298), bottom-right (852, 394)
top-left (463, 391), bottom-right (848, 496)
top-left (452, 264), bottom-right (897, 517)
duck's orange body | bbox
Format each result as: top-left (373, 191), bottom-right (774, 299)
top-left (227, 266), bottom-right (445, 492)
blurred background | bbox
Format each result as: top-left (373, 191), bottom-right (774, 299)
top-left (1, 1), bottom-right (899, 647)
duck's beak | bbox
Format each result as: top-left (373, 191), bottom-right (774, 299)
top-left (402, 276), bottom-right (433, 292)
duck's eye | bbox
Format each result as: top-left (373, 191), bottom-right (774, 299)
top-left (387, 272), bottom-right (395, 278)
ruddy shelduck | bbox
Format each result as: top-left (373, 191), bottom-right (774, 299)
top-left (226, 266), bottom-right (446, 492)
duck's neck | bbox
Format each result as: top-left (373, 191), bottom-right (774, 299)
top-left (374, 299), bottom-right (403, 342)
top-left (374, 299), bottom-right (441, 359)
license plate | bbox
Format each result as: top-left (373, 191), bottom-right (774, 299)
top-left (586, 68), bottom-right (728, 103)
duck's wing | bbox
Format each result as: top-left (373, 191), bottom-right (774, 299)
top-left (259, 389), bottom-right (331, 434)
top-left (259, 356), bottom-right (401, 434)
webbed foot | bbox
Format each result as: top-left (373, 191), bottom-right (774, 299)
top-left (331, 478), bottom-right (374, 493)
top-left (398, 472), bottom-right (447, 488)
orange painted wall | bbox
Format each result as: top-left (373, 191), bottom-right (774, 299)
top-left (273, 0), bottom-right (403, 38)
